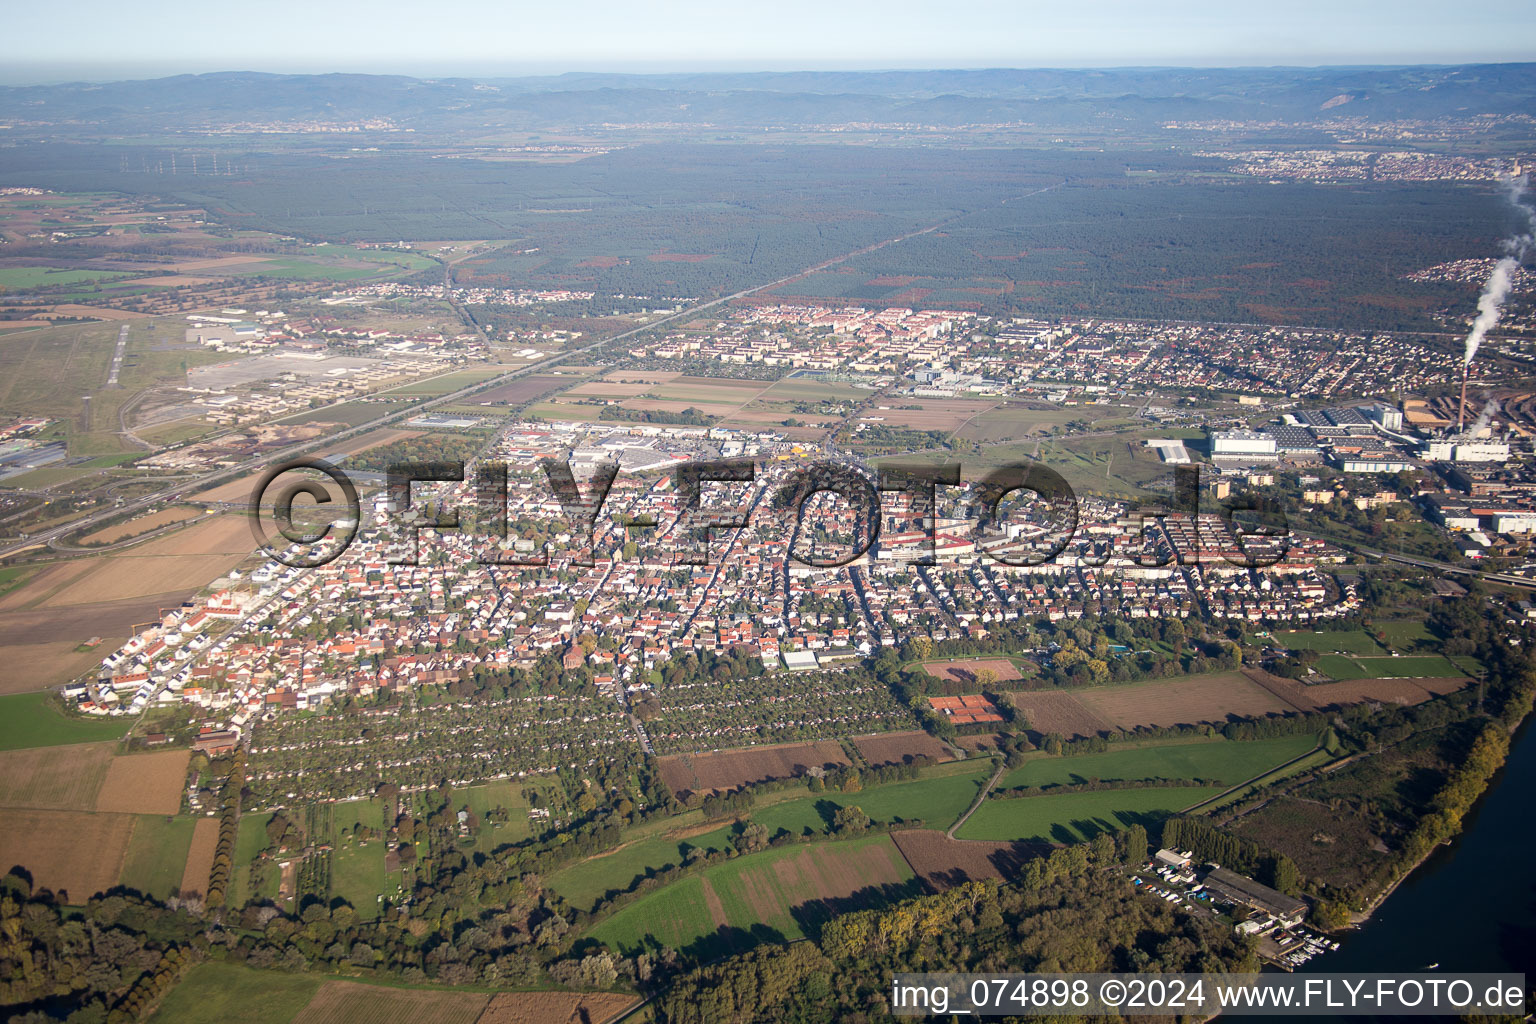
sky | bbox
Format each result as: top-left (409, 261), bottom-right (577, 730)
top-left (4, 0), bottom-right (1534, 84)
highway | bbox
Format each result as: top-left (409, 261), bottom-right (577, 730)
top-left (0, 208), bottom-right (984, 563)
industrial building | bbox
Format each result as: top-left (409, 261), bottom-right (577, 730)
top-left (1211, 429), bottom-right (1278, 460)
top-left (1199, 866), bottom-right (1308, 928)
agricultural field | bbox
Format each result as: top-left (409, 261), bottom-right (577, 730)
top-left (586, 834), bottom-right (919, 956)
top-left (0, 266), bottom-right (139, 290)
top-left (147, 961), bottom-right (321, 1024)
top-left (0, 694), bottom-right (128, 750)
top-left (289, 981), bottom-right (489, 1024)
top-left (473, 374), bottom-right (581, 406)
top-left (1007, 690), bottom-right (1115, 739)
top-left (94, 748), bottom-right (190, 814)
top-left (891, 829), bottom-right (1042, 890)
top-left (998, 735), bottom-right (1318, 790)
top-left (119, 814), bottom-right (198, 899)
top-left (0, 741), bottom-right (115, 809)
top-left (852, 730), bottom-right (955, 766)
top-left (0, 807), bottom-right (135, 900)
top-left (955, 785), bottom-right (1223, 844)
top-left (177, 817), bottom-right (220, 900)
top-left (657, 740), bottom-right (851, 796)
top-left (477, 992), bottom-right (639, 1024)
top-left (1069, 670), bottom-right (1299, 730)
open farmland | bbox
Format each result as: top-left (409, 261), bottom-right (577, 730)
top-left (853, 730), bottom-right (955, 766)
top-left (750, 761), bottom-right (989, 837)
top-left (178, 818), bottom-right (220, 899)
top-left (549, 822), bottom-right (734, 912)
top-left (78, 507), bottom-right (201, 545)
top-left (657, 740), bottom-right (851, 796)
top-left (144, 961), bottom-right (321, 1024)
top-left (119, 814), bottom-right (197, 899)
top-left (289, 981), bottom-right (489, 1024)
top-left (998, 735), bottom-right (1318, 790)
top-left (1072, 670), bottom-right (1300, 729)
top-left (956, 786), bottom-right (1223, 844)
top-left (0, 741), bottom-right (114, 809)
top-left (1007, 691), bottom-right (1115, 738)
top-left (586, 834), bottom-right (918, 956)
top-left (0, 808), bottom-right (135, 900)
top-left (0, 693), bottom-right (128, 750)
top-left (94, 748), bottom-right (190, 814)
top-left (891, 829), bottom-right (1042, 890)
top-left (923, 657), bottom-right (1023, 687)
top-left (477, 992), bottom-right (639, 1024)
top-left (471, 374), bottom-right (574, 405)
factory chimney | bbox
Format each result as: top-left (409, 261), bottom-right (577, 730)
top-left (1458, 364), bottom-right (1469, 433)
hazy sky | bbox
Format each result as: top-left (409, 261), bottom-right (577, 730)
top-left (5, 0), bottom-right (1534, 84)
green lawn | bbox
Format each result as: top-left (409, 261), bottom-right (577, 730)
top-left (1376, 619), bottom-right (1434, 652)
top-left (457, 780), bottom-right (533, 851)
top-left (551, 825), bottom-right (734, 913)
top-left (1316, 654), bottom-right (1463, 680)
top-left (999, 735), bottom-right (1317, 791)
top-left (119, 815), bottom-right (198, 900)
top-left (0, 694), bottom-right (130, 751)
top-left (331, 840), bottom-right (390, 919)
top-left (587, 834), bottom-right (918, 957)
top-left (956, 786), bottom-right (1223, 843)
top-left (1275, 628), bottom-right (1385, 655)
top-left (148, 962), bottom-right (320, 1024)
top-left (749, 762), bottom-right (991, 837)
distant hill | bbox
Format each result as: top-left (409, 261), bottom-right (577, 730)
top-left (2, 64), bottom-right (1534, 132)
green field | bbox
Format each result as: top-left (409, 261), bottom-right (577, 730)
top-left (119, 815), bottom-right (198, 899)
top-left (0, 694), bottom-right (129, 751)
top-left (586, 834), bottom-right (918, 957)
top-left (331, 840), bottom-right (390, 919)
top-left (956, 786), bottom-right (1224, 843)
top-left (457, 780), bottom-right (534, 851)
top-left (148, 961), bottom-right (320, 1024)
top-left (381, 368), bottom-right (506, 397)
top-left (1315, 654), bottom-right (1462, 680)
top-left (0, 266), bottom-right (138, 291)
top-left (749, 762), bottom-right (990, 838)
top-left (999, 735), bottom-right (1317, 791)
top-left (551, 824), bottom-right (734, 913)
top-left (1375, 619), bottom-right (1434, 652)
top-left (1275, 629), bottom-right (1386, 655)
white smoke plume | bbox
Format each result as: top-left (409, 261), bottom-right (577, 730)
top-left (1463, 173), bottom-right (1536, 367)
top-left (1471, 396), bottom-right (1501, 438)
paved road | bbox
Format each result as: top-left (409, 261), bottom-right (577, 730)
top-left (947, 760), bottom-right (1006, 840)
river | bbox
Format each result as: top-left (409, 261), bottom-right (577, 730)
top-left (1303, 718), bottom-right (1536, 979)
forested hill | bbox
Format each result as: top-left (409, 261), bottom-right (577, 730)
top-left (3, 63), bottom-right (1535, 132)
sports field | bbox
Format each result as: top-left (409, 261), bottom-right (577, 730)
top-left (1274, 628), bottom-right (1386, 655)
top-left (1315, 654), bottom-right (1463, 680)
